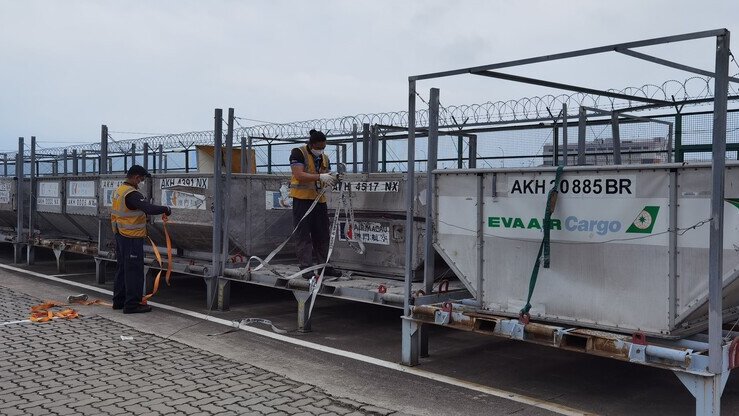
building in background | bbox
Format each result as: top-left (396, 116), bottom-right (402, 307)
top-left (542, 137), bottom-right (669, 166)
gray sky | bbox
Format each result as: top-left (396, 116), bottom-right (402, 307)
top-left (1, 0), bottom-right (738, 151)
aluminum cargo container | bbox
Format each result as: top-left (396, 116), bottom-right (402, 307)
top-left (434, 163), bottom-right (739, 338)
top-left (146, 173), bottom-right (295, 260)
top-left (35, 176), bottom-right (100, 242)
top-left (324, 173), bottom-right (428, 279)
top-left (0, 177), bottom-right (18, 240)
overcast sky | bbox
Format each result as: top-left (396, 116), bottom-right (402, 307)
top-left (1, 0), bottom-right (738, 152)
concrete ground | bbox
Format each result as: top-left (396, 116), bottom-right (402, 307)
top-left (1, 246), bottom-right (738, 415)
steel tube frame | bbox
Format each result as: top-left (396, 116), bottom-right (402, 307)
top-left (210, 108), bottom-right (224, 310)
top-left (420, 88), bottom-right (440, 357)
top-left (410, 29), bottom-right (727, 81)
top-left (352, 124), bottom-right (358, 173)
top-left (577, 107), bottom-right (587, 165)
top-left (100, 125), bottom-right (108, 175)
top-left (219, 108), bottom-right (235, 310)
top-left (708, 31), bottom-right (730, 376)
top-left (473, 70), bottom-right (670, 105)
top-left (611, 112), bottom-right (622, 165)
top-left (27, 137), bottom-right (36, 265)
top-left (616, 48), bottom-right (739, 84)
top-left (402, 80), bottom-right (419, 366)
top-left (240, 136), bottom-right (247, 173)
top-left (362, 124), bottom-right (370, 173)
top-left (15, 137), bottom-right (24, 264)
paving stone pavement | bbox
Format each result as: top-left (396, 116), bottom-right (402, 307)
top-left (0, 287), bottom-right (399, 415)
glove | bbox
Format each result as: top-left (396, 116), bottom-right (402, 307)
top-left (319, 173), bottom-right (337, 187)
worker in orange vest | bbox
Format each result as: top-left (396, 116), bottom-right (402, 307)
top-left (289, 129), bottom-right (342, 279)
top-left (111, 165), bottom-right (172, 313)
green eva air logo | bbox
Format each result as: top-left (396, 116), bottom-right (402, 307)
top-left (626, 206), bottom-right (660, 234)
top-left (726, 198), bottom-right (739, 210)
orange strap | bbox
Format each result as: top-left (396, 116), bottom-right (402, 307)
top-left (142, 214), bottom-right (173, 304)
top-left (29, 302), bottom-right (80, 323)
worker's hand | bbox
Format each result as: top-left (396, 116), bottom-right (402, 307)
top-left (319, 173), bottom-right (337, 187)
top-left (165, 206), bottom-right (172, 216)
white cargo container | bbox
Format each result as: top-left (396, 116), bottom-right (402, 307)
top-left (434, 163), bottom-right (739, 338)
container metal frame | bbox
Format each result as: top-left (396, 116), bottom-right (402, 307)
top-left (401, 29), bottom-right (735, 415)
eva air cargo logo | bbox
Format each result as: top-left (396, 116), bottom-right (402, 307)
top-left (625, 206), bottom-right (660, 234)
top-left (488, 205), bottom-right (660, 236)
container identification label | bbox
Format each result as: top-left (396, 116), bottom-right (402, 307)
top-left (68, 181), bottom-right (96, 198)
top-left (506, 174), bottom-right (635, 197)
top-left (0, 183), bottom-right (10, 204)
top-left (67, 198), bottom-right (97, 207)
top-left (338, 221), bottom-right (390, 245)
top-left (332, 181), bottom-right (400, 193)
top-left (101, 180), bottom-right (125, 207)
top-left (162, 190), bottom-right (206, 210)
top-left (37, 197), bottom-right (61, 206)
top-left (160, 178), bottom-right (209, 189)
top-left (266, 185), bottom-right (292, 210)
top-left (38, 182), bottom-right (60, 197)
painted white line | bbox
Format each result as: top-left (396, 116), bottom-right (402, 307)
top-left (0, 319), bottom-right (31, 326)
top-left (52, 273), bottom-right (95, 277)
top-left (0, 263), bottom-right (595, 416)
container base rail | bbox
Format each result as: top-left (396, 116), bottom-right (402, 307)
top-left (221, 263), bottom-right (470, 332)
top-left (405, 302), bottom-right (739, 416)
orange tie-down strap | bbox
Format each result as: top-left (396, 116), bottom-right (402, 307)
top-left (29, 299), bottom-right (113, 323)
top-left (29, 302), bottom-right (79, 323)
top-left (142, 214), bottom-right (173, 305)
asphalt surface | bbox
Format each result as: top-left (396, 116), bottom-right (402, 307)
top-left (1, 246), bottom-right (737, 415)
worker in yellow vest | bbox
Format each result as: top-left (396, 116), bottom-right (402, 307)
top-left (111, 165), bottom-right (172, 314)
top-left (289, 129), bottom-right (341, 279)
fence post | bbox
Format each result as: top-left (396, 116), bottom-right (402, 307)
top-left (674, 113), bottom-right (683, 162)
top-left (577, 106), bottom-right (587, 165)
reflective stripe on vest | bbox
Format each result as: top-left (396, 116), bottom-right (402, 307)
top-left (289, 145), bottom-right (329, 202)
top-left (111, 183), bottom-right (147, 238)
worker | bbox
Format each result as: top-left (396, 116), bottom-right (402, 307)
top-left (111, 165), bottom-right (172, 314)
top-left (289, 129), bottom-right (342, 279)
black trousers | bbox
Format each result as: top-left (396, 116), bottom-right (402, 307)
top-left (293, 198), bottom-right (330, 267)
top-left (113, 233), bottom-right (145, 310)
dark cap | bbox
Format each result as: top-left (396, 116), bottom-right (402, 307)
top-left (127, 165), bottom-right (151, 178)
top-left (309, 129), bottom-right (326, 143)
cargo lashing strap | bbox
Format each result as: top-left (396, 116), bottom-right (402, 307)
top-left (246, 175), bottom-right (364, 276)
top-left (142, 214), bottom-right (173, 304)
top-left (244, 169), bottom-right (363, 320)
top-left (519, 165), bottom-right (564, 324)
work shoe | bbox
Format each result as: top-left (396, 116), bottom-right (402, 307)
top-left (123, 304), bottom-right (152, 314)
top-left (112, 304), bottom-right (124, 310)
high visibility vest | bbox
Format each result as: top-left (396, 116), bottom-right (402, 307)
top-left (111, 183), bottom-right (147, 238)
top-left (289, 145), bottom-right (329, 202)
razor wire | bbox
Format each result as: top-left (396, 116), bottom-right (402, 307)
top-left (6, 75), bottom-right (739, 159)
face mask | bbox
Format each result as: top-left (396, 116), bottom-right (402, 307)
top-left (311, 148), bottom-right (324, 157)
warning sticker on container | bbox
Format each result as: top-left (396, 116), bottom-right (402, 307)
top-left (162, 190), bottom-right (206, 210)
top-left (68, 181), bottom-right (96, 198)
top-left (0, 183), bottom-right (10, 204)
top-left (67, 198), bottom-right (98, 207)
top-left (38, 182), bottom-right (60, 198)
top-left (266, 186), bottom-right (292, 210)
top-left (160, 178), bottom-right (209, 189)
top-left (101, 179), bottom-right (125, 207)
top-left (333, 181), bottom-right (400, 193)
top-left (338, 221), bottom-right (390, 245)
